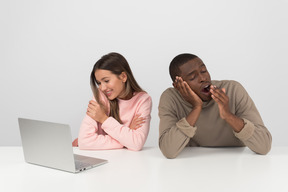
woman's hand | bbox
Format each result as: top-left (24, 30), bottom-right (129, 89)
top-left (86, 100), bottom-right (108, 123)
top-left (72, 138), bottom-right (78, 147)
top-left (129, 114), bottom-right (146, 130)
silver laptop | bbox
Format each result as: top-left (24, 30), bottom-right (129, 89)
top-left (18, 118), bottom-right (108, 173)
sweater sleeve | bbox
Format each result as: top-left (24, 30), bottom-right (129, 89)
top-left (158, 90), bottom-right (197, 159)
top-left (78, 92), bottom-right (124, 150)
top-left (78, 115), bottom-right (124, 150)
top-left (101, 95), bottom-right (152, 151)
top-left (232, 81), bottom-right (272, 155)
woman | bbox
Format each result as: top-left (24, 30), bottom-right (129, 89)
top-left (73, 52), bottom-right (152, 151)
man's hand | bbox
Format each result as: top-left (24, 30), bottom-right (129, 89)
top-left (173, 76), bottom-right (203, 107)
top-left (173, 76), bottom-right (202, 126)
top-left (210, 85), bottom-right (231, 120)
top-left (87, 100), bottom-right (108, 123)
top-left (210, 85), bottom-right (244, 132)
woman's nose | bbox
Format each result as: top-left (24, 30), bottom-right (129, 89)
top-left (99, 84), bottom-right (106, 91)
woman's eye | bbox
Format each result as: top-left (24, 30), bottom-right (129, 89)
top-left (104, 80), bottom-right (109, 83)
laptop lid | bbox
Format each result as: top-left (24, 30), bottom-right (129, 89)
top-left (18, 118), bottom-right (107, 173)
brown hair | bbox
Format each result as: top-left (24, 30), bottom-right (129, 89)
top-left (90, 52), bottom-right (144, 123)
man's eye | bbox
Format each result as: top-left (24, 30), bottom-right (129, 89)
top-left (189, 77), bottom-right (195, 81)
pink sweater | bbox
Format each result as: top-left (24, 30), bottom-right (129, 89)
top-left (78, 91), bottom-right (152, 151)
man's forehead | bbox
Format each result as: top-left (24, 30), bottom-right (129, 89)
top-left (179, 58), bottom-right (205, 75)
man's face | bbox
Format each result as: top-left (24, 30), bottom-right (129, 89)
top-left (179, 58), bottom-right (212, 102)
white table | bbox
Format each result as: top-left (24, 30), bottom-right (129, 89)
top-left (1, 146), bottom-right (287, 192)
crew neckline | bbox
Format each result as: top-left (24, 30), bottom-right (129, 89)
top-left (117, 92), bottom-right (140, 102)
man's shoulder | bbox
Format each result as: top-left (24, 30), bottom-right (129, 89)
top-left (213, 80), bottom-right (248, 99)
top-left (159, 87), bottom-right (184, 104)
top-left (161, 87), bottom-right (177, 94)
top-left (160, 87), bottom-right (180, 98)
top-left (213, 80), bottom-right (244, 90)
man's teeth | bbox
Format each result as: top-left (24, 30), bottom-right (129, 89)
top-left (203, 85), bottom-right (210, 92)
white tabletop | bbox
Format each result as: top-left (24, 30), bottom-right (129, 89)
top-left (1, 146), bottom-right (288, 192)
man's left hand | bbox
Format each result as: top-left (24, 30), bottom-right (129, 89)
top-left (210, 85), bottom-right (231, 120)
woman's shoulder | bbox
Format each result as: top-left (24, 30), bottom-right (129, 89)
top-left (134, 91), bottom-right (150, 98)
top-left (118, 92), bottom-right (151, 109)
top-left (132, 92), bottom-right (152, 103)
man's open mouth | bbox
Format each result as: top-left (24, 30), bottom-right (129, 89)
top-left (202, 85), bottom-right (211, 93)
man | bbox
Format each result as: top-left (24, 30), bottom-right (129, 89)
top-left (158, 53), bottom-right (272, 159)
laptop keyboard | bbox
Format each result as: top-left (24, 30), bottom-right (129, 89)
top-left (75, 160), bottom-right (91, 170)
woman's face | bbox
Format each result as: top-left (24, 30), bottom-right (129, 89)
top-left (95, 69), bottom-right (127, 100)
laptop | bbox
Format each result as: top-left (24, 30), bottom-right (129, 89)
top-left (18, 118), bottom-right (108, 173)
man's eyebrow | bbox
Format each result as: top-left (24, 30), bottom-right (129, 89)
top-left (200, 64), bottom-right (206, 68)
top-left (185, 70), bottom-right (196, 77)
top-left (185, 64), bottom-right (206, 77)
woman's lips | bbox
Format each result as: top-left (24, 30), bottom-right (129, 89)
top-left (105, 90), bottom-right (112, 97)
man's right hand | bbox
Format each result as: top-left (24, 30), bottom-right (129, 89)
top-left (173, 76), bottom-right (203, 127)
top-left (173, 76), bottom-right (203, 107)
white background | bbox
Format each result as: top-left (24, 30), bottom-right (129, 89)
top-left (1, 0), bottom-right (287, 147)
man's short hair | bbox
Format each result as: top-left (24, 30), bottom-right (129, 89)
top-left (169, 53), bottom-right (199, 82)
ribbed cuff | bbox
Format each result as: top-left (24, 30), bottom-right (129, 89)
top-left (176, 117), bottom-right (197, 138)
top-left (234, 118), bottom-right (255, 141)
top-left (101, 117), bottom-right (119, 131)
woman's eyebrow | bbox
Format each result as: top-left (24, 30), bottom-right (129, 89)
top-left (100, 77), bottom-right (109, 81)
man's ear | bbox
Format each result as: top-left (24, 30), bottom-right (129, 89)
top-left (120, 72), bottom-right (127, 83)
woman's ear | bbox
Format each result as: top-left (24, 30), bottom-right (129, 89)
top-left (120, 72), bottom-right (127, 83)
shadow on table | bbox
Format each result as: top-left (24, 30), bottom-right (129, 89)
top-left (176, 146), bottom-right (247, 159)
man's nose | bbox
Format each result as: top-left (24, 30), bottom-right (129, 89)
top-left (199, 73), bottom-right (207, 82)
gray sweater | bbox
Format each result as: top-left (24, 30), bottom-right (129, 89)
top-left (158, 80), bottom-right (272, 158)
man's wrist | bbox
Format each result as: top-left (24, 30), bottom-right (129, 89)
top-left (225, 114), bottom-right (245, 133)
top-left (186, 106), bottom-right (202, 126)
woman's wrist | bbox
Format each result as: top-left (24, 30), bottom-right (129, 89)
top-left (99, 115), bottom-right (109, 124)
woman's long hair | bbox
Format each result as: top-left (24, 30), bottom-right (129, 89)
top-left (90, 52), bottom-right (144, 124)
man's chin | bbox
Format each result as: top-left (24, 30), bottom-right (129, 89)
top-left (201, 95), bottom-right (212, 102)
